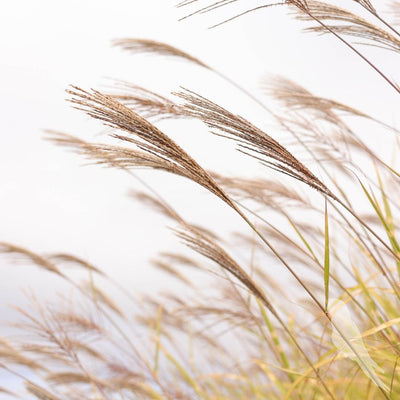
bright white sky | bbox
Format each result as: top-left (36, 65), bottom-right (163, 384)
top-left (0, 0), bottom-right (399, 338)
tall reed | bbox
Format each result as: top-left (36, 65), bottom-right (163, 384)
top-left (1, 1), bottom-right (399, 399)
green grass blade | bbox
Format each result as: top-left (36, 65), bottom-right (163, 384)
top-left (360, 178), bottom-right (400, 278)
top-left (324, 199), bottom-right (330, 311)
top-left (154, 305), bottom-right (163, 376)
top-left (376, 167), bottom-right (400, 277)
top-left (256, 299), bottom-right (291, 374)
top-left (163, 347), bottom-right (200, 393)
top-left (287, 216), bottom-right (319, 263)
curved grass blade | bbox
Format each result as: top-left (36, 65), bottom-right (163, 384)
top-left (324, 198), bottom-right (330, 311)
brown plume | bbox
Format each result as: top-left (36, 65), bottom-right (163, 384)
top-left (175, 88), bottom-right (332, 196)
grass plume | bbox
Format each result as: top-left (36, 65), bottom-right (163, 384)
top-left (1, 1), bottom-right (400, 399)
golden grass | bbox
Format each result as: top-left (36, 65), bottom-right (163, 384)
top-left (1, 1), bottom-right (400, 399)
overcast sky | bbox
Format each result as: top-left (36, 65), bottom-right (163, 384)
top-left (1, 0), bottom-right (399, 341)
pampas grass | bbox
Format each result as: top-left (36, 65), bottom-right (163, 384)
top-left (1, 0), bottom-right (400, 399)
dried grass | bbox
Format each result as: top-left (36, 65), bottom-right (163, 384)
top-left (176, 88), bottom-right (332, 196)
top-left (295, 1), bottom-right (400, 52)
top-left (1, 1), bottom-right (400, 399)
top-left (113, 38), bottom-right (209, 69)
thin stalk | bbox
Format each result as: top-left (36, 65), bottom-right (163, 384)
top-left (277, 118), bottom-right (400, 278)
top-left (211, 45), bottom-right (400, 263)
top-left (335, 196), bottom-right (400, 264)
top-left (305, 11), bottom-right (400, 95)
top-left (202, 3), bottom-right (400, 95)
top-left (124, 168), bottom-right (335, 397)
top-left (367, 9), bottom-right (400, 38)
top-left (233, 204), bottom-right (390, 399)
top-left (238, 199), bottom-right (399, 342)
top-left (330, 201), bottom-right (400, 299)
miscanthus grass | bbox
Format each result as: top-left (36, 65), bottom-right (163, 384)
top-left (1, 1), bottom-right (400, 399)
